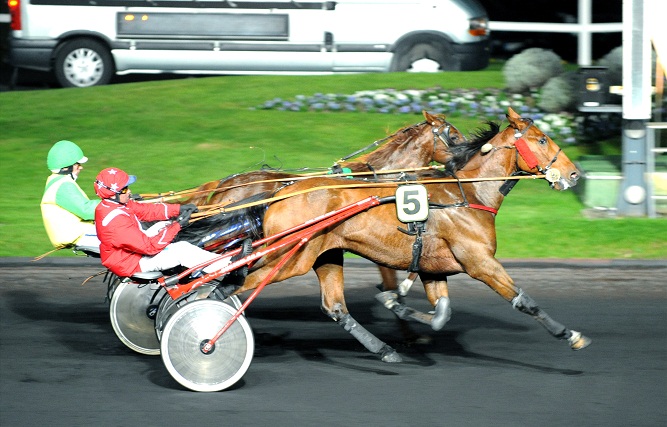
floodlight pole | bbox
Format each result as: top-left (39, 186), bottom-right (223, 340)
top-left (617, 0), bottom-right (652, 216)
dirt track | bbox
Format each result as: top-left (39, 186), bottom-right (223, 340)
top-left (1, 257), bottom-right (666, 426)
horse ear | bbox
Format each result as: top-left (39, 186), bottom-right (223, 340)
top-left (506, 107), bottom-right (521, 128)
top-left (423, 110), bottom-right (443, 125)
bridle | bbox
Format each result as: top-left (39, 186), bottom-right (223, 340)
top-left (432, 120), bottom-right (462, 149)
top-left (511, 118), bottom-right (563, 183)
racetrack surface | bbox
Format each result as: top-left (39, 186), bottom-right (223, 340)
top-left (1, 257), bottom-right (665, 427)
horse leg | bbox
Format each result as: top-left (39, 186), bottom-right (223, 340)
top-left (422, 278), bottom-right (452, 331)
top-left (398, 272), bottom-right (419, 296)
top-left (377, 266), bottom-right (418, 295)
top-left (464, 257), bottom-right (591, 350)
top-left (511, 289), bottom-right (591, 350)
top-left (375, 266), bottom-right (429, 343)
top-left (375, 276), bottom-right (450, 332)
top-left (316, 251), bottom-right (402, 363)
top-left (377, 265), bottom-right (398, 291)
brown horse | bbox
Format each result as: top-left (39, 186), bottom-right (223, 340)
top-left (234, 107), bottom-right (590, 362)
top-left (175, 111), bottom-right (466, 315)
top-left (175, 110), bottom-right (464, 208)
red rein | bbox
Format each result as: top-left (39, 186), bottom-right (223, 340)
top-left (468, 204), bottom-right (499, 215)
top-left (514, 138), bottom-right (539, 169)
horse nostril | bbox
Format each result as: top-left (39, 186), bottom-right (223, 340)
top-left (570, 172), bottom-right (579, 181)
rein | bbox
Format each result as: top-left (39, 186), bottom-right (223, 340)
top-left (140, 119), bottom-right (457, 203)
top-left (140, 164), bottom-right (448, 203)
top-left (191, 173), bottom-right (545, 220)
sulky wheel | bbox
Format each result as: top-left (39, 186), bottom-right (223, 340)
top-left (160, 299), bottom-right (254, 392)
top-left (109, 280), bottom-right (165, 355)
top-left (154, 286), bottom-right (244, 341)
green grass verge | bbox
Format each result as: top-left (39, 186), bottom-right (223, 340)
top-left (1, 72), bottom-right (665, 258)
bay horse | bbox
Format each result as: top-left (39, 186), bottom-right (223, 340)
top-left (178, 110), bottom-right (465, 208)
top-left (176, 111), bottom-right (466, 325)
top-left (233, 107), bottom-right (591, 362)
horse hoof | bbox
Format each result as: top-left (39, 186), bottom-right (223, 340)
top-left (380, 346), bottom-right (403, 363)
top-left (568, 330), bottom-right (591, 351)
top-left (375, 291), bottom-right (398, 310)
top-left (431, 297), bottom-right (451, 331)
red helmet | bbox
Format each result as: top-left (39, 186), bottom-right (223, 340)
top-left (94, 167), bottom-right (137, 199)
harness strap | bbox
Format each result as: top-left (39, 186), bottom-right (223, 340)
top-left (468, 204), bottom-right (499, 215)
top-left (514, 138), bottom-right (539, 169)
top-left (396, 222), bottom-right (425, 273)
top-left (366, 163), bottom-right (378, 181)
top-left (409, 230), bottom-right (424, 273)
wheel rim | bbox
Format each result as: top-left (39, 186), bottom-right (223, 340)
top-left (161, 299), bottom-right (254, 392)
top-left (109, 280), bottom-right (164, 355)
top-left (154, 290), bottom-right (193, 342)
top-left (154, 287), bottom-right (244, 341)
top-left (63, 48), bottom-right (105, 87)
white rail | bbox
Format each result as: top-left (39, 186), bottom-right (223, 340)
top-left (646, 122), bottom-right (667, 218)
top-left (489, 0), bottom-right (622, 66)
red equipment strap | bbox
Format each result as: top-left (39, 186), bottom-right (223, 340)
top-left (514, 138), bottom-right (538, 169)
top-left (468, 203), bottom-right (498, 215)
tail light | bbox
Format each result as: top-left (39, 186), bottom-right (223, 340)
top-left (8, 0), bottom-right (21, 30)
top-left (469, 17), bottom-right (489, 37)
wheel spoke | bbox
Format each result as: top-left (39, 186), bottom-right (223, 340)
top-left (161, 299), bottom-right (254, 392)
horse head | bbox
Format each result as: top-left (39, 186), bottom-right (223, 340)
top-left (353, 111), bottom-right (465, 171)
top-left (504, 107), bottom-right (580, 191)
top-left (422, 110), bottom-right (466, 165)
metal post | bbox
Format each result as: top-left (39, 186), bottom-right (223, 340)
top-left (617, 0), bottom-right (652, 216)
top-left (578, 0), bottom-right (593, 66)
top-left (646, 124), bottom-right (656, 217)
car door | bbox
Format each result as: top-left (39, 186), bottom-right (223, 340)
top-left (221, 0), bottom-right (335, 72)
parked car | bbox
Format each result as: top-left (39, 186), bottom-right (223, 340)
top-left (7, 0), bottom-right (490, 87)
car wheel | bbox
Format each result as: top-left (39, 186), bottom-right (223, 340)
top-left (390, 41), bottom-right (455, 72)
top-left (54, 39), bottom-right (114, 88)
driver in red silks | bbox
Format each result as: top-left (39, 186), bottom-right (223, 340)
top-left (93, 167), bottom-right (230, 278)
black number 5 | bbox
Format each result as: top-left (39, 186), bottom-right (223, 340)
top-left (402, 189), bottom-right (421, 215)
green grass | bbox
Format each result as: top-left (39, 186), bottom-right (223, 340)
top-left (1, 72), bottom-right (665, 259)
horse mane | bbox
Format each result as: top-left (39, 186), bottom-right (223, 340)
top-left (344, 121), bottom-right (426, 169)
top-left (445, 121), bottom-right (501, 171)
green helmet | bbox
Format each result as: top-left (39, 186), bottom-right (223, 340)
top-left (47, 140), bottom-right (88, 172)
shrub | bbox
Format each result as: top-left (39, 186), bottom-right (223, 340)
top-left (503, 48), bottom-right (564, 94)
top-left (538, 71), bottom-right (579, 113)
top-left (597, 46), bottom-right (623, 86)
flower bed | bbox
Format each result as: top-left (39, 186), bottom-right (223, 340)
top-left (256, 87), bottom-right (577, 144)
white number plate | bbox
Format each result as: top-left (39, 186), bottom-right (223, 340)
top-left (395, 185), bottom-right (429, 223)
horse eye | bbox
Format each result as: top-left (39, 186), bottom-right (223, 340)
top-left (539, 137), bottom-right (547, 145)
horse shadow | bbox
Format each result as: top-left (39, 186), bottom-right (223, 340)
top-left (244, 294), bottom-right (583, 376)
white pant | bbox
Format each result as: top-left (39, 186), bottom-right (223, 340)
top-left (73, 221), bottom-right (168, 254)
top-left (139, 241), bottom-right (231, 274)
top-left (73, 223), bottom-right (101, 249)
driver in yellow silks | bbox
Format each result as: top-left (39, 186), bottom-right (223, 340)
top-left (40, 140), bottom-right (100, 250)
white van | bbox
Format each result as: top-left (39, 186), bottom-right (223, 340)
top-left (7, 0), bottom-right (490, 87)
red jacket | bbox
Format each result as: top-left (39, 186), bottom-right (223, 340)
top-left (95, 199), bottom-right (181, 277)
